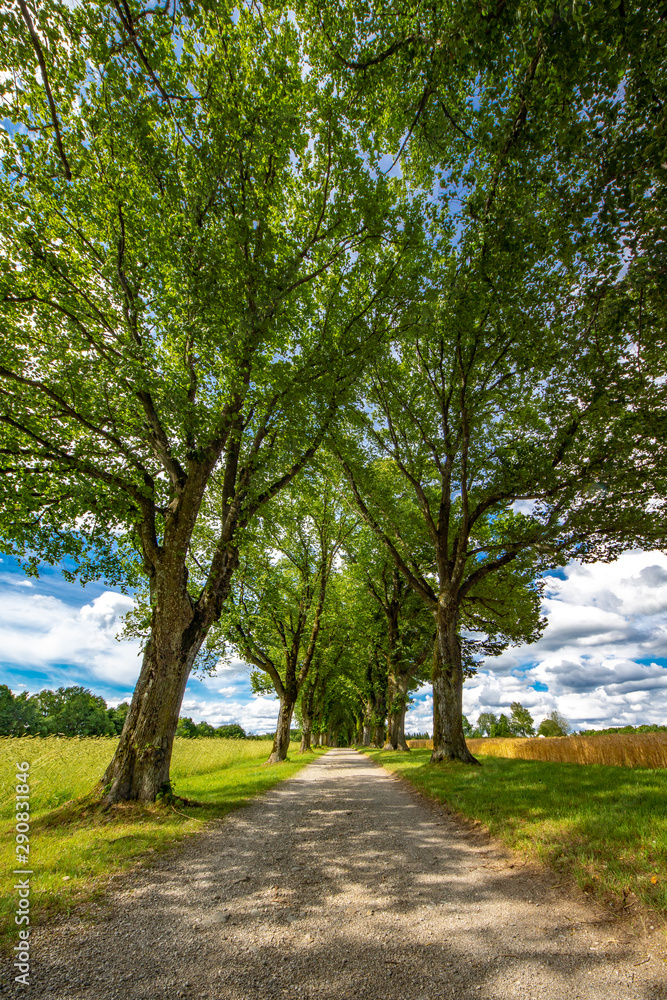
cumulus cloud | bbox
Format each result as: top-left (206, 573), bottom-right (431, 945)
top-left (3, 549), bottom-right (667, 736)
top-left (453, 549), bottom-right (667, 732)
top-left (0, 586), bottom-right (141, 688)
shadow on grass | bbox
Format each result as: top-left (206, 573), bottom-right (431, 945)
top-left (367, 749), bottom-right (667, 914)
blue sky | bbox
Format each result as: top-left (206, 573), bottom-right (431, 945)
top-left (1, 550), bottom-right (667, 734)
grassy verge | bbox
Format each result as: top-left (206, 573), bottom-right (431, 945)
top-left (365, 749), bottom-right (667, 915)
top-left (1, 737), bottom-right (325, 953)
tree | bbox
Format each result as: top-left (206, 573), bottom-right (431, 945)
top-left (489, 714), bottom-right (512, 738)
top-left (538, 711), bottom-right (571, 737)
top-left (509, 702), bottom-right (535, 738)
top-left (0, 3), bottom-right (411, 800)
top-left (474, 713), bottom-right (497, 738)
top-left (309, 0), bottom-right (667, 769)
top-left (175, 717), bottom-right (198, 739)
top-left (36, 686), bottom-right (116, 737)
top-left (216, 723), bottom-right (246, 740)
top-left (0, 686), bottom-right (47, 736)
top-left (107, 702), bottom-right (130, 736)
top-left (343, 527), bottom-right (434, 751)
top-left (214, 477), bottom-right (356, 762)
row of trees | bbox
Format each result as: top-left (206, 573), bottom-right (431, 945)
top-left (175, 719), bottom-right (247, 739)
top-left (0, 685), bottom-right (129, 737)
top-left (1, 1), bottom-right (665, 799)
top-left (466, 707), bottom-right (570, 739)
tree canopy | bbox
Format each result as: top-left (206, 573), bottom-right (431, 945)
top-left (1, 0), bottom-right (665, 794)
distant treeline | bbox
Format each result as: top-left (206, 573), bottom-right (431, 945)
top-left (175, 718), bottom-right (301, 740)
top-left (0, 686), bottom-right (246, 739)
top-left (0, 684), bottom-right (129, 736)
top-left (577, 724), bottom-right (667, 735)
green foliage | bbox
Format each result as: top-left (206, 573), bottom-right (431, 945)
top-left (538, 711), bottom-right (572, 737)
top-left (175, 718), bottom-right (248, 739)
top-left (489, 714), bottom-right (512, 738)
top-left (461, 716), bottom-right (474, 737)
top-left (474, 712), bottom-right (498, 738)
top-left (175, 717), bottom-right (198, 739)
top-left (0, 685), bottom-right (47, 736)
top-left (216, 723), bottom-right (247, 740)
top-left (0, 685), bottom-right (118, 737)
top-left (509, 702), bottom-right (536, 737)
top-left (213, 473), bottom-right (357, 713)
top-left (106, 702), bottom-right (130, 736)
top-left (35, 687), bottom-right (116, 737)
top-left (579, 725), bottom-right (667, 736)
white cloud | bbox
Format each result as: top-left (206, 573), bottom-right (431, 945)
top-left (409, 550), bottom-right (667, 734)
top-left (3, 549), bottom-right (667, 736)
top-left (180, 690), bottom-right (280, 733)
top-left (0, 587), bottom-right (141, 687)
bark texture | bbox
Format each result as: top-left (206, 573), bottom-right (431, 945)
top-left (431, 606), bottom-right (478, 765)
top-left (102, 547), bottom-right (236, 802)
top-left (268, 697), bottom-right (295, 764)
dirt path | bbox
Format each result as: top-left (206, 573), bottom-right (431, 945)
top-left (5, 749), bottom-right (665, 999)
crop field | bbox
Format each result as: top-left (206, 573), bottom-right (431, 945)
top-left (367, 748), bottom-right (667, 916)
top-left (407, 733), bottom-right (667, 769)
top-left (0, 736), bottom-right (321, 952)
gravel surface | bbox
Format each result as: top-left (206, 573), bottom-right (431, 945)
top-left (3, 748), bottom-right (666, 999)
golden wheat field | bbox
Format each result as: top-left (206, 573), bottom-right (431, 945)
top-left (407, 733), bottom-right (667, 768)
top-left (0, 735), bottom-right (276, 819)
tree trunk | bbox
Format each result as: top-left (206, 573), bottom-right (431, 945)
top-left (396, 694), bottom-right (410, 752)
top-left (383, 671), bottom-right (398, 749)
top-left (102, 584), bottom-right (203, 803)
top-left (383, 708), bottom-right (399, 750)
top-left (431, 606), bottom-right (478, 765)
top-left (371, 721), bottom-right (385, 748)
top-left (267, 697), bottom-right (295, 763)
top-left (299, 724), bottom-right (312, 752)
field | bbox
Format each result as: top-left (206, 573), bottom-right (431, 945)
top-left (0, 736), bottom-right (323, 952)
top-left (407, 733), bottom-right (667, 769)
top-left (366, 749), bottom-right (667, 917)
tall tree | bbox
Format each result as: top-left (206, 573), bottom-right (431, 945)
top-left (214, 477), bottom-right (357, 762)
top-left (0, 2), bottom-right (411, 799)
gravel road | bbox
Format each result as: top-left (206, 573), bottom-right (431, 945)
top-left (4, 748), bottom-right (665, 999)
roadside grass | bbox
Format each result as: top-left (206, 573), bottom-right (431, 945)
top-left (1, 736), bottom-right (324, 953)
top-left (365, 749), bottom-right (667, 916)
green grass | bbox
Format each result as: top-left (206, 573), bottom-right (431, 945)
top-left (1, 736), bottom-right (325, 952)
top-left (365, 749), bottom-right (667, 915)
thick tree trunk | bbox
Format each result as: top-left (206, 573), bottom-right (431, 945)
top-left (383, 708), bottom-right (399, 750)
top-left (267, 697), bottom-right (295, 763)
top-left (371, 721), bottom-right (385, 748)
top-left (396, 696), bottom-right (410, 752)
top-left (102, 585), bottom-right (203, 803)
top-left (299, 724), bottom-right (312, 752)
top-left (431, 604), bottom-right (478, 765)
top-left (362, 697), bottom-right (372, 745)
